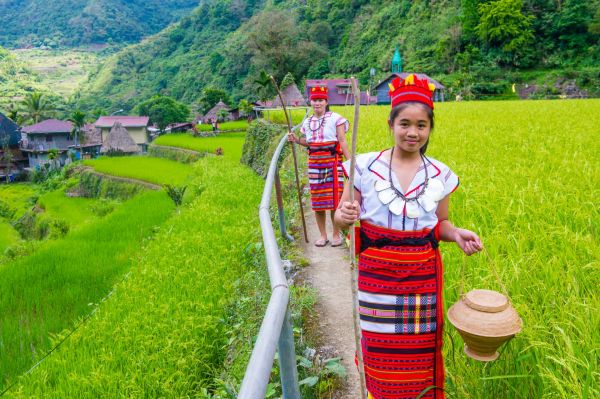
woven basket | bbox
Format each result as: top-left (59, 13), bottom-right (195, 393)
top-left (447, 289), bottom-right (522, 361)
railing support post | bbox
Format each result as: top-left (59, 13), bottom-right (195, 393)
top-left (275, 169), bottom-right (294, 242)
top-left (278, 308), bottom-right (300, 399)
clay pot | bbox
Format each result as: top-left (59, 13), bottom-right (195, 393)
top-left (447, 289), bottom-right (522, 361)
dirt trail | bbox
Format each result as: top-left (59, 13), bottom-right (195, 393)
top-left (299, 211), bottom-right (361, 397)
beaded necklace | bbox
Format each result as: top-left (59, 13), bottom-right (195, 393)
top-left (374, 147), bottom-right (445, 218)
top-left (307, 112), bottom-right (327, 132)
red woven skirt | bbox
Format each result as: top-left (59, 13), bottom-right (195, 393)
top-left (307, 141), bottom-right (343, 211)
top-left (357, 221), bottom-right (445, 399)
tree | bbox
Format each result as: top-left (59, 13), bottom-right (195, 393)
top-left (67, 109), bottom-right (86, 160)
top-left (135, 95), bottom-right (190, 133)
top-left (22, 92), bottom-right (52, 123)
top-left (238, 99), bottom-right (254, 119)
top-left (216, 108), bottom-right (229, 122)
top-left (476, 0), bottom-right (535, 52)
top-left (198, 87), bottom-right (230, 114)
top-left (47, 148), bottom-right (59, 170)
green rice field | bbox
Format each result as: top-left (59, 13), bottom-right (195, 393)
top-left (154, 132), bottom-right (246, 160)
top-left (196, 120), bottom-right (249, 132)
top-left (83, 156), bottom-right (194, 186)
top-left (4, 136), bottom-right (267, 397)
top-left (331, 99), bottom-right (599, 398)
top-left (0, 191), bottom-right (174, 388)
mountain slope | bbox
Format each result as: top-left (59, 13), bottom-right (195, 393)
top-left (0, 0), bottom-right (199, 47)
top-left (78, 0), bottom-right (600, 111)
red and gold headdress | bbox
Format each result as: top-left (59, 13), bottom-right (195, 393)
top-left (309, 85), bottom-right (328, 101)
top-left (388, 74), bottom-right (436, 109)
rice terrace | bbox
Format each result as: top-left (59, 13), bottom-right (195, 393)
top-left (0, 0), bottom-right (599, 398)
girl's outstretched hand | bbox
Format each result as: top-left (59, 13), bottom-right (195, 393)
top-left (339, 200), bottom-right (360, 225)
top-left (454, 228), bottom-right (483, 256)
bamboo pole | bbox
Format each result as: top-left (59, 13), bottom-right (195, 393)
top-left (269, 75), bottom-right (309, 243)
top-left (349, 77), bottom-right (367, 398)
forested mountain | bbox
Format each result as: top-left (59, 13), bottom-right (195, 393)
top-left (0, 0), bottom-right (199, 48)
top-left (76, 0), bottom-right (600, 111)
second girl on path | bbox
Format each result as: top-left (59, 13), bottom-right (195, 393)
top-left (335, 74), bottom-right (482, 398)
top-left (288, 85), bottom-right (351, 247)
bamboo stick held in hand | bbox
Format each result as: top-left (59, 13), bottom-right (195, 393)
top-left (270, 75), bottom-right (309, 243)
top-left (349, 77), bottom-right (367, 398)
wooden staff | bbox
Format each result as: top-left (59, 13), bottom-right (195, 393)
top-left (349, 77), bottom-right (367, 398)
top-left (270, 75), bottom-right (309, 243)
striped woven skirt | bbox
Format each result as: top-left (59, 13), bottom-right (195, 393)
top-left (357, 221), bottom-right (445, 399)
top-left (308, 141), bottom-right (343, 211)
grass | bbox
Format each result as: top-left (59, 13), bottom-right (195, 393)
top-left (5, 150), bottom-right (268, 397)
top-left (0, 222), bottom-right (20, 252)
top-left (83, 156), bottom-right (194, 186)
top-left (0, 184), bottom-right (37, 219)
top-left (329, 99), bottom-right (600, 398)
top-left (0, 190), bottom-right (174, 390)
top-left (37, 188), bottom-right (110, 232)
top-left (196, 120), bottom-right (249, 132)
top-left (153, 132), bottom-right (247, 160)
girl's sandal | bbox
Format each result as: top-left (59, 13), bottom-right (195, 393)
top-left (315, 238), bottom-right (329, 247)
top-left (331, 236), bottom-right (344, 247)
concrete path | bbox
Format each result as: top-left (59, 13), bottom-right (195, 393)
top-left (299, 211), bottom-right (361, 398)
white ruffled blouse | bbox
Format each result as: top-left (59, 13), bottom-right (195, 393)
top-left (342, 151), bottom-right (459, 231)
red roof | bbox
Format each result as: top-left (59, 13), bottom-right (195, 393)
top-left (22, 119), bottom-right (73, 134)
top-left (95, 116), bottom-right (150, 128)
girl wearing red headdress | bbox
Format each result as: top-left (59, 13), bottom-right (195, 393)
top-left (335, 74), bottom-right (483, 398)
top-left (288, 85), bottom-right (351, 247)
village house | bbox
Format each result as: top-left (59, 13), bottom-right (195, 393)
top-left (20, 119), bottom-right (75, 170)
top-left (95, 116), bottom-right (150, 152)
top-left (0, 112), bottom-right (28, 180)
top-left (304, 79), bottom-right (375, 106)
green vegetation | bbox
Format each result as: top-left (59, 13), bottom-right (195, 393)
top-left (330, 99), bottom-right (599, 398)
top-left (134, 95), bottom-right (190, 132)
top-left (0, 48), bottom-right (104, 117)
top-left (84, 156), bottom-right (194, 186)
top-left (0, 222), bottom-right (20, 253)
top-left (3, 147), bottom-right (269, 398)
top-left (196, 120), bottom-right (249, 132)
top-left (0, 190), bottom-right (174, 388)
top-left (77, 0), bottom-right (599, 112)
top-left (154, 132), bottom-right (247, 160)
top-left (0, 0), bottom-right (198, 47)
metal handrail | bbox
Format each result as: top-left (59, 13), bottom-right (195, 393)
top-left (238, 116), bottom-right (308, 398)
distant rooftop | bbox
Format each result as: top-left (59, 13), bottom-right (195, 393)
top-left (95, 116), bottom-right (150, 128)
top-left (22, 119), bottom-right (73, 134)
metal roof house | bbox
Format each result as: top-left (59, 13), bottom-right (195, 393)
top-left (21, 119), bottom-right (76, 169)
top-left (0, 112), bottom-right (28, 180)
top-left (304, 79), bottom-right (376, 105)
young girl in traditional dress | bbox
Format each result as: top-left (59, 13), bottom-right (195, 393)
top-left (288, 85), bottom-right (351, 247)
top-left (335, 74), bottom-right (482, 398)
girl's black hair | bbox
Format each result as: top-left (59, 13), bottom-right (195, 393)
top-left (388, 101), bottom-right (434, 154)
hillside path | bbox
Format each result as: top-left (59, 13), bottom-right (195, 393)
top-left (299, 211), bottom-right (361, 397)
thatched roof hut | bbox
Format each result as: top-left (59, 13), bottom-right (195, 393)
top-left (203, 100), bottom-right (230, 123)
top-left (271, 83), bottom-right (307, 107)
top-left (82, 123), bottom-right (102, 146)
top-left (100, 122), bottom-right (140, 154)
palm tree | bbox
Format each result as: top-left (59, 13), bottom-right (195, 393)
top-left (22, 92), bottom-right (51, 124)
top-left (67, 109), bottom-right (86, 161)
